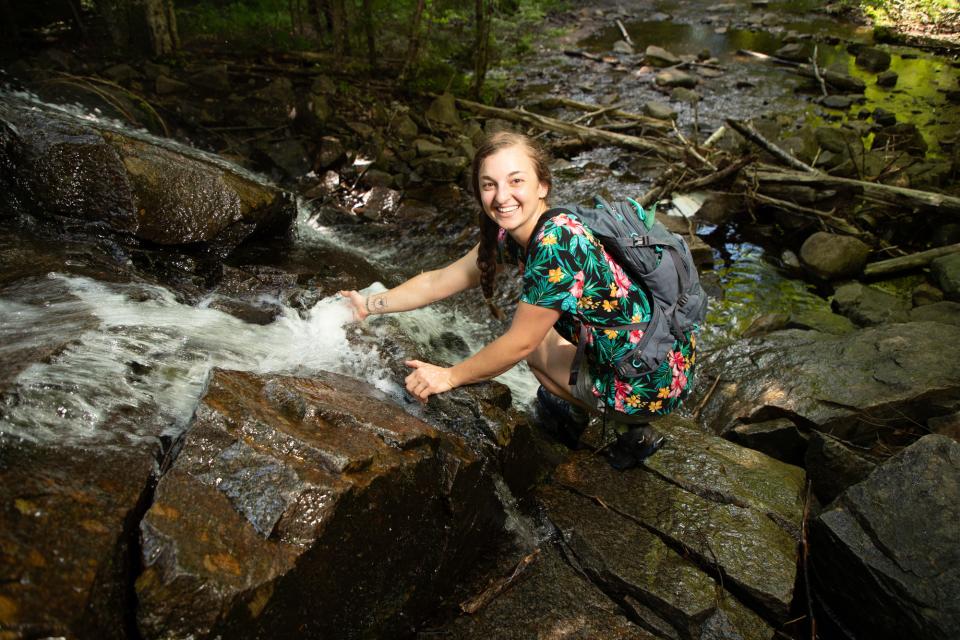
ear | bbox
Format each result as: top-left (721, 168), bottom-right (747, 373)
top-left (538, 182), bottom-right (549, 199)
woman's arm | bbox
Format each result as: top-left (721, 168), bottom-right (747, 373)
top-left (341, 243), bottom-right (482, 320)
top-left (405, 302), bottom-right (561, 401)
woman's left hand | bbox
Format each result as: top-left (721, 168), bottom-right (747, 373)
top-left (404, 360), bottom-right (455, 402)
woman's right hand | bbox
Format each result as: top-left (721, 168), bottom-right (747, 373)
top-left (339, 290), bottom-right (369, 321)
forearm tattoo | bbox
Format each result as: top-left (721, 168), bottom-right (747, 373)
top-left (366, 294), bottom-right (388, 314)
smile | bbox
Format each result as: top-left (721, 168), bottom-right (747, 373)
top-left (496, 205), bottom-right (520, 214)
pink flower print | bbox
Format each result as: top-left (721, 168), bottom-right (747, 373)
top-left (604, 250), bottom-right (632, 295)
top-left (497, 227), bottom-right (507, 243)
top-left (614, 379), bottom-right (633, 401)
top-left (570, 271), bottom-right (585, 299)
top-left (669, 371), bottom-right (688, 398)
top-left (629, 329), bottom-right (643, 344)
top-left (668, 350), bottom-right (686, 375)
top-left (553, 213), bottom-right (586, 235)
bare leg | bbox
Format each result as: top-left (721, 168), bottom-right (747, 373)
top-left (526, 328), bottom-right (591, 412)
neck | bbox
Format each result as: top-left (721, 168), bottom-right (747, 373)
top-left (508, 200), bottom-right (549, 247)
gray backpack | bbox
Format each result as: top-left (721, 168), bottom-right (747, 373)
top-left (527, 195), bottom-right (708, 384)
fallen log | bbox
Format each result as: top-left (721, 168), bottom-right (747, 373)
top-left (749, 165), bottom-right (960, 216)
top-left (864, 243), bottom-right (960, 277)
top-left (452, 96), bottom-right (684, 160)
top-left (737, 49), bottom-right (866, 92)
top-left (726, 118), bottom-right (818, 174)
top-left (531, 96), bottom-right (671, 131)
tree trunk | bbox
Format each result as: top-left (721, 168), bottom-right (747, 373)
top-left (0, 0), bottom-right (18, 52)
top-left (95, 0), bottom-right (179, 58)
top-left (472, 0), bottom-right (492, 100)
top-left (400, 0), bottom-right (426, 82)
top-left (329, 0), bottom-right (349, 57)
top-left (362, 0), bottom-right (376, 69)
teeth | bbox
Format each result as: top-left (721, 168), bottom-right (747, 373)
top-left (498, 205), bottom-right (519, 213)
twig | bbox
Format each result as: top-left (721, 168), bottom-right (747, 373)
top-left (726, 118), bottom-right (819, 174)
top-left (692, 375), bottom-right (722, 420)
top-left (616, 19), bottom-right (633, 46)
top-left (864, 242), bottom-right (960, 277)
top-left (703, 125), bottom-right (726, 148)
top-left (672, 120), bottom-right (716, 170)
top-left (459, 548), bottom-right (541, 614)
top-left (676, 156), bottom-right (754, 192)
top-left (811, 45), bottom-right (828, 97)
top-left (571, 103), bottom-right (624, 125)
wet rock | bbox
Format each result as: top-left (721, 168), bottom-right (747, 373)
top-left (696, 323), bottom-right (960, 447)
top-left (155, 74), bottom-right (189, 95)
top-left (137, 369), bottom-right (503, 640)
top-left (188, 64), bottom-right (231, 94)
top-left (876, 70), bottom-right (898, 87)
top-left (552, 416), bottom-right (803, 625)
top-left (439, 546), bottom-right (650, 639)
top-left (255, 138), bottom-right (311, 178)
top-left (814, 126), bottom-right (861, 154)
top-left (872, 107), bottom-right (897, 126)
top-left (820, 94), bottom-right (861, 109)
top-left (359, 168), bottom-right (395, 189)
top-left (642, 101), bottom-right (676, 121)
top-left (742, 311), bottom-right (789, 337)
top-left (102, 63), bottom-right (140, 83)
top-left (644, 45), bottom-right (680, 67)
top-left (872, 122), bottom-right (927, 155)
top-left (307, 92), bottom-right (330, 123)
top-left (785, 307), bottom-right (857, 335)
top-left (804, 431), bottom-right (877, 504)
top-left (316, 135), bottom-right (345, 168)
top-left (613, 40), bottom-right (634, 54)
top-left (669, 87), bottom-right (701, 103)
top-left (729, 418), bottom-right (809, 465)
top-left (931, 252), bottom-right (960, 300)
top-left (774, 42), bottom-right (808, 62)
top-left (393, 113), bottom-right (419, 141)
top-left (855, 47), bottom-right (892, 72)
top-left (912, 281), bottom-right (944, 306)
top-left (811, 435), bottom-right (960, 638)
top-left (654, 69), bottom-right (698, 89)
top-left (415, 137), bottom-right (447, 156)
top-left (799, 231), bottom-right (871, 280)
top-left (417, 155), bottom-right (469, 183)
top-left (910, 301), bottom-right (960, 325)
top-left (929, 412), bottom-right (960, 441)
top-left (357, 185), bottom-right (401, 221)
top-left (425, 93), bottom-right (462, 130)
top-left (831, 281), bottom-right (910, 326)
top-left (1, 101), bottom-right (294, 254)
top-left (0, 439), bottom-right (160, 639)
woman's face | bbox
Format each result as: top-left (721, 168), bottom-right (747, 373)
top-left (478, 144), bottom-right (548, 239)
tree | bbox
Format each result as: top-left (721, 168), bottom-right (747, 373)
top-left (472, 0), bottom-right (492, 99)
top-left (95, 0), bottom-right (179, 58)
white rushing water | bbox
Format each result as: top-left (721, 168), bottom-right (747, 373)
top-left (0, 270), bottom-right (538, 448)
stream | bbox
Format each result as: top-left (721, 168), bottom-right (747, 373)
top-left (3, 0), bottom-right (957, 451)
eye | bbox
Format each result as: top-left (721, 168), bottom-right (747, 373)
top-left (481, 181), bottom-right (494, 190)
top-left (511, 177), bottom-right (524, 185)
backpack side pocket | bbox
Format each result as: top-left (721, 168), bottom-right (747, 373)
top-left (611, 304), bottom-right (674, 378)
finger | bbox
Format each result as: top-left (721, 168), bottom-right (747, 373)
top-left (405, 360), bottom-right (424, 369)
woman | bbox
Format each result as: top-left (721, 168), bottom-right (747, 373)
top-left (341, 131), bottom-right (695, 466)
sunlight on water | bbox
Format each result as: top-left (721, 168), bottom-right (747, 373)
top-left (0, 270), bottom-right (539, 448)
top-left (0, 274), bottom-right (394, 447)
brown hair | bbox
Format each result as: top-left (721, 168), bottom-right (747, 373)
top-left (471, 131), bottom-right (552, 318)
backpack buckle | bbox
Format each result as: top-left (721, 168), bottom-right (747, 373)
top-left (632, 236), bottom-right (650, 247)
top-left (677, 293), bottom-right (689, 307)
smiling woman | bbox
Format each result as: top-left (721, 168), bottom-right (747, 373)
top-left (340, 131), bottom-right (698, 468)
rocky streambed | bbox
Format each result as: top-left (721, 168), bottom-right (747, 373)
top-left (2, 1), bottom-right (960, 639)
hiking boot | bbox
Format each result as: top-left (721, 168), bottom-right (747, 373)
top-left (535, 386), bottom-right (588, 448)
top-left (605, 425), bottom-right (666, 470)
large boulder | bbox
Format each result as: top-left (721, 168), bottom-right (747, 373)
top-left (0, 432), bottom-right (162, 639)
top-left (831, 281), bottom-right (910, 326)
top-left (437, 415), bottom-right (804, 639)
top-left (696, 323), bottom-right (960, 448)
top-left (799, 231), bottom-right (871, 280)
top-left (135, 369), bottom-right (505, 640)
top-left (0, 99), bottom-right (294, 255)
top-left (811, 435), bottom-right (960, 638)
top-left (931, 252), bottom-right (960, 300)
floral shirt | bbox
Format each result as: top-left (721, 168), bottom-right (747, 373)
top-left (497, 212), bottom-right (696, 418)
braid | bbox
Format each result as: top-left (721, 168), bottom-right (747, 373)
top-left (477, 213), bottom-right (504, 320)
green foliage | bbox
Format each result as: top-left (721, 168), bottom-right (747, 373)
top-left (175, 0), bottom-right (572, 96)
top-left (839, 0), bottom-right (958, 27)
